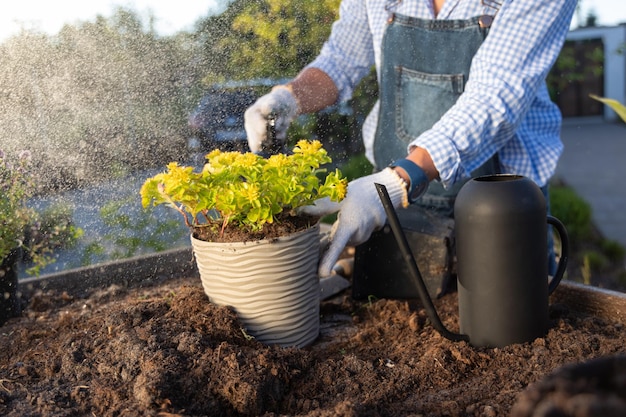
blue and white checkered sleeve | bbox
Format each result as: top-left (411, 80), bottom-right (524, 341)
top-left (306, 0), bottom-right (377, 103)
top-left (413, 0), bottom-right (577, 186)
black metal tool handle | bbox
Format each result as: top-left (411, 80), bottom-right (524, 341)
top-left (375, 183), bottom-right (469, 342)
top-left (259, 112), bottom-right (284, 157)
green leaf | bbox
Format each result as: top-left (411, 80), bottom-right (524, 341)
top-left (140, 140), bottom-right (347, 233)
top-left (590, 94), bottom-right (626, 123)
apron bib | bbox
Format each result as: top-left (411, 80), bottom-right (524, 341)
top-left (374, 13), bottom-right (498, 216)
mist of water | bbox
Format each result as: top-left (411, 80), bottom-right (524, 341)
top-left (0, 9), bottom-right (208, 277)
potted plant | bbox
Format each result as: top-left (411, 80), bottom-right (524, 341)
top-left (140, 140), bottom-right (347, 347)
top-left (1, 149), bottom-right (82, 325)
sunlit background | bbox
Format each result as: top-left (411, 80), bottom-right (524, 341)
top-left (0, 0), bottom-right (626, 40)
top-left (1, 0), bottom-right (625, 41)
top-left (0, 1), bottom-right (219, 41)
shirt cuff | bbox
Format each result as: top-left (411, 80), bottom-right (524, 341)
top-left (408, 130), bottom-right (462, 187)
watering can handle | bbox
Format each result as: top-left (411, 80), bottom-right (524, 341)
top-left (547, 216), bottom-right (569, 295)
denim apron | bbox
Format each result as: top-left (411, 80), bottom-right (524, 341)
top-left (374, 12), bottom-right (498, 216)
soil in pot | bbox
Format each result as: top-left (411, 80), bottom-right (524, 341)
top-left (192, 212), bottom-right (319, 243)
top-left (1, 275), bottom-right (625, 416)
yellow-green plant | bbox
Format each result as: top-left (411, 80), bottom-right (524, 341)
top-left (590, 94), bottom-right (626, 122)
top-left (1, 149), bottom-right (82, 275)
top-left (1, 150), bottom-right (34, 263)
top-left (141, 140), bottom-right (347, 236)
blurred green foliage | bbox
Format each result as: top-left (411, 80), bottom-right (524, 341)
top-left (549, 184), bottom-right (593, 243)
top-left (547, 39), bottom-right (604, 104)
top-left (550, 182), bottom-right (625, 284)
top-left (196, 0), bottom-right (340, 83)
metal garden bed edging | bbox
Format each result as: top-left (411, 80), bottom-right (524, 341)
top-left (17, 247), bottom-right (626, 326)
top-left (18, 247), bottom-right (198, 298)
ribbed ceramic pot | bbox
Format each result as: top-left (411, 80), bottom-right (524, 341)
top-left (191, 223), bottom-right (320, 348)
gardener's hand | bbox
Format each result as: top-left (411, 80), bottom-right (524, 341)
top-left (244, 86), bottom-right (298, 153)
top-left (304, 168), bottom-right (409, 277)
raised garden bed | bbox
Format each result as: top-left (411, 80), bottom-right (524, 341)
top-left (1, 249), bottom-right (625, 416)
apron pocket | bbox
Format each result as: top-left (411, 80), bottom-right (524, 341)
top-left (395, 67), bottom-right (464, 142)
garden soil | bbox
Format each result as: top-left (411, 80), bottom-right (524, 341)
top-left (1, 275), bottom-right (625, 417)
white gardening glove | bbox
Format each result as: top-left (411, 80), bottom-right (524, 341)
top-left (244, 86), bottom-right (298, 153)
top-left (297, 197), bottom-right (341, 218)
top-left (307, 168), bottom-right (409, 277)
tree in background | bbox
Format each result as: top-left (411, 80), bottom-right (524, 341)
top-left (192, 0), bottom-right (254, 85)
top-left (547, 39), bottom-right (605, 117)
top-left (195, 0), bottom-right (340, 83)
top-left (228, 0), bottom-right (340, 78)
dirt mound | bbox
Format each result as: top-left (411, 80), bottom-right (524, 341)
top-left (1, 278), bottom-right (625, 416)
top-left (511, 355), bottom-right (626, 417)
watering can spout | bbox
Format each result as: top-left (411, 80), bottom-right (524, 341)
top-left (375, 183), bottom-right (469, 343)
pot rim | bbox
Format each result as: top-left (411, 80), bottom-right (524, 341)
top-left (190, 221), bottom-right (320, 247)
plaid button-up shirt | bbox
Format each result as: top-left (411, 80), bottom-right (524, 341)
top-left (307, 0), bottom-right (577, 187)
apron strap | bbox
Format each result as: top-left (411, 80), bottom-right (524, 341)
top-left (479, 0), bottom-right (502, 28)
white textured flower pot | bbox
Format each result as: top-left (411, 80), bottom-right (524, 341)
top-left (191, 223), bottom-right (321, 348)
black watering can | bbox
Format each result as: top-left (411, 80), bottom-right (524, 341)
top-left (375, 174), bottom-right (569, 348)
